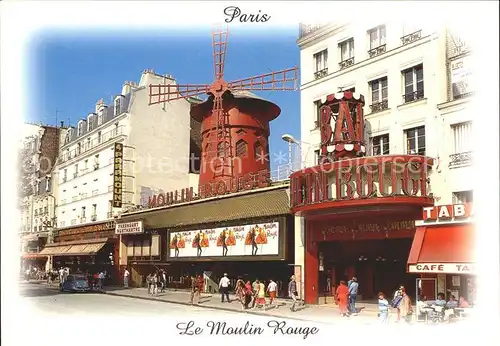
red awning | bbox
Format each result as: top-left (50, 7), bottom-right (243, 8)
top-left (407, 223), bottom-right (475, 274)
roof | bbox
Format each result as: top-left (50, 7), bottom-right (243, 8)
top-left (119, 185), bottom-right (290, 229)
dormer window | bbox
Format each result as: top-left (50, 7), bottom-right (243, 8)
top-left (114, 97), bottom-right (122, 116)
top-left (88, 114), bottom-right (95, 132)
top-left (77, 121), bottom-right (86, 136)
top-left (64, 131), bottom-right (71, 144)
top-left (97, 108), bottom-right (104, 125)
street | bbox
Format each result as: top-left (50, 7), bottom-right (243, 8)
top-left (3, 283), bottom-right (478, 346)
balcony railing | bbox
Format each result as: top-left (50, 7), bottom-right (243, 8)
top-left (449, 151), bottom-right (473, 168)
top-left (71, 219), bottom-right (77, 225)
top-left (453, 92), bottom-right (475, 101)
top-left (91, 214), bottom-right (97, 222)
top-left (107, 212), bottom-right (113, 218)
top-left (369, 100), bottom-right (389, 113)
top-left (59, 125), bottom-right (125, 164)
top-left (401, 30), bottom-right (422, 46)
top-left (339, 57), bottom-right (355, 70)
top-left (402, 90), bottom-right (425, 104)
top-left (81, 217), bottom-right (87, 223)
top-left (368, 44), bottom-right (386, 58)
top-left (299, 23), bottom-right (326, 40)
top-left (314, 68), bottom-right (328, 80)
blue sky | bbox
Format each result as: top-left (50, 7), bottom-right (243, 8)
top-left (28, 26), bottom-right (300, 169)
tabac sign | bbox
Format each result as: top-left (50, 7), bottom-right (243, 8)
top-left (113, 142), bottom-right (124, 208)
top-left (422, 203), bottom-right (473, 222)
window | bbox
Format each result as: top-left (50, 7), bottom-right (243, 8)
top-left (369, 25), bottom-right (386, 49)
top-left (254, 142), bottom-right (264, 161)
top-left (452, 122), bottom-right (472, 153)
top-left (86, 138), bottom-right (91, 150)
top-left (452, 190), bottom-right (473, 204)
top-left (339, 39), bottom-right (355, 61)
top-left (74, 164), bottom-right (78, 178)
top-left (64, 132), bottom-right (71, 144)
top-left (98, 131), bottom-right (102, 143)
top-left (77, 122), bottom-right (85, 136)
top-left (98, 113), bottom-right (103, 126)
top-left (313, 49), bottom-right (328, 73)
top-left (46, 177), bottom-right (51, 192)
top-left (405, 126), bottom-right (426, 155)
top-left (63, 169), bottom-right (67, 180)
top-left (77, 142), bottom-right (81, 154)
top-left (81, 206), bottom-right (86, 218)
top-left (235, 140), bottom-right (247, 157)
top-left (402, 64), bottom-right (424, 102)
top-left (88, 115), bottom-right (94, 131)
top-left (91, 204), bottom-right (97, 221)
top-left (115, 98), bottom-right (121, 116)
top-left (314, 149), bottom-right (321, 165)
top-left (313, 100), bottom-right (322, 128)
top-left (94, 154), bottom-right (100, 170)
top-left (84, 159), bottom-right (88, 170)
top-left (217, 142), bottom-right (225, 157)
top-left (371, 134), bottom-right (390, 155)
top-left (369, 77), bottom-right (388, 112)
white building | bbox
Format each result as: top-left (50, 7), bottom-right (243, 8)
top-left (55, 70), bottom-right (201, 229)
top-left (293, 21), bottom-right (473, 299)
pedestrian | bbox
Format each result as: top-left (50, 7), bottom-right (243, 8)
top-left (347, 276), bottom-right (359, 315)
top-left (253, 280), bottom-right (266, 309)
top-left (146, 273), bottom-right (153, 294)
top-left (123, 268), bottom-right (130, 288)
top-left (267, 279), bottom-right (278, 308)
top-left (97, 270), bottom-right (105, 290)
top-left (391, 285), bottom-right (404, 322)
top-left (399, 288), bottom-right (413, 323)
top-left (190, 275), bottom-right (201, 305)
top-left (235, 277), bottom-right (246, 310)
top-left (378, 292), bottom-right (390, 323)
top-left (335, 280), bottom-right (349, 317)
top-left (288, 275), bottom-right (299, 312)
top-left (219, 273), bottom-right (231, 303)
top-left (161, 269), bottom-right (167, 292)
top-left (244, 281), bottom-right (253, 309)
top-left (151, 273), bottom-right (158, 296)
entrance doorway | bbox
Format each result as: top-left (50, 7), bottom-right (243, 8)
top-left (318, 238), bottom-right (415, 301)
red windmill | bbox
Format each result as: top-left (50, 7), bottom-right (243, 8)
top-left (148, 25), bottom-right (298, 186)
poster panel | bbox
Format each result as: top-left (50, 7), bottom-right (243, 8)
top-left (168, 222), bottom-right (280, 258)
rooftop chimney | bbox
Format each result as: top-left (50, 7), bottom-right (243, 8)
top-left (60, 121), bottom-right (64, 128)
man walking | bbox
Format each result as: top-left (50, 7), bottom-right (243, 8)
top-left (123, 267), bottom-right (130, 288)
top-left (219, 273), bottom-right (231, 303)
top-left (347, 277), bottom-right (359, 315)
top-left (288, 275), bottom-right (299, 312)
top-left (267, 279), bottom-right (278, 308)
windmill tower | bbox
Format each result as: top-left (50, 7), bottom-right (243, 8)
top-left (148, 26), bottom-right (298, 186)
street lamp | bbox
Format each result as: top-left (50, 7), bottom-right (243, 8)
top-left (281, 134), bottom-right (300, 175)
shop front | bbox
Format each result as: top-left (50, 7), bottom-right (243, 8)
top-left (21, 232), bottom-right (49, 272)
top-left (290, 155), bottom-right (434, 304)
top-left (39, 221), bottom-right (119, 284)
top-left (118, 184), bottom-right (293, 292)
top-left (407, 203), bottom-right (475, 315)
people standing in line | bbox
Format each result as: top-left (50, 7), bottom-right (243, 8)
top-left (392, 285), bottom-right (404, 322)
top-left (378, 292), bottom-right (390, 323)
top-left (235, 278), bottom-right (246, 310)
top-left (347, 277), bottom-right (359, 315)
top-left (288, 276), bottom-right (299, 312)
top-left (244, 281), bottom-right (253, 309)
top-left (399, 288), bottom-right (413, 323)
top-left (267, 279), bottom-right (278, 309)
top-left (123, 268), bottom-right (130, 288)
top-left (219, 273), bottom-right (231, 303)
top-left (253, 280), bottom-right (266, 309)
top-left (190, 275), bottom-right (201, 305)
top-left (335, 280), bottom-right (349, 317)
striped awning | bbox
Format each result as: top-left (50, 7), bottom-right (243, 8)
top-left (39, 242), bottom-right (107, 256)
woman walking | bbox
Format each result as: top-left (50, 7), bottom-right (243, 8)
top-left (235, 278), bottom-right (246, 310)
top-left (335, 280), bottom-right (349, 317)
top-left (399, 289), bottom-right (413, 323)
top-left (253, 280), bottom-right (266, 309)
top-left (378, 292), bottom-right (390, 323)
top-left (244, 281), bottom-right (253, 309)
top-left (392, 285), bottom-right (404, 322)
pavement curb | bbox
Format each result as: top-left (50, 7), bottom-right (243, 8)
top-left (103, 291), bottom-right (339, 324)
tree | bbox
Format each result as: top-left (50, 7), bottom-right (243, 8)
top-left (17, 141), bottom-right (36, 202)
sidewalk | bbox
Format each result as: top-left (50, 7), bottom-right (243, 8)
top-left (102, 286), bottom-right (381, 325)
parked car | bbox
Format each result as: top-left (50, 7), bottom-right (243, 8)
top-left (60, 274), bottom-right (92, 293)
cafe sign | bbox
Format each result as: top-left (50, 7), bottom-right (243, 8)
top-left (408, 263), bottom-right (475, 275)
top-left (58, 221), bottom-right (115, 237)
top-left (115, 221), bottom-right (144, 235)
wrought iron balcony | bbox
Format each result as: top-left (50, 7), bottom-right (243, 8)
top-left (449, 151), bottom-right (473, 168)
top-left (368, 44), bottom-right (386, 58)
top-left (401, 30), bottom-right (422, 46)
top-left (81, 217), bottom-right (87, 223)
top-left (369, 100), bottom-right (389, 113)
top-left (71, 219), bottom-right (77, 225)
top-left (453, 92), bottom-right (475, 101)
top-left (314, 68), bottom-right (328, 80)
top-left (339, 57), bottom-right (355, 70)
top-left (402, 90), bottom-right (425, 104)
top-left (91, 214), bottom-right (97, 221)
top-left (299, 23), bottom-right (326, 39)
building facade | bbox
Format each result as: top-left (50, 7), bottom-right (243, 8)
top-left (294, 21), bottom-right (474, 304)
top-left (42, 70), bottom-right (201, 278)
top-left (19, 123), bottom-right (65, 271)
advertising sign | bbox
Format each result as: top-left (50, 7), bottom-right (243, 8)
top-left (115, 221), bottom-right (144, 235)
top-left (451, 55), bottom-right (472, 98)
top-left (168, 222), bottom-right (280, 259)
top-left (408, 263), bottom-right (475, 275)
top-left (112, 142), bottom-right (124, 208)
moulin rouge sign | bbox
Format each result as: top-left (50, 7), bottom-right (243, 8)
top-left (148, 169), bottom-right (270, 208)
top-left (290, 156), bottom-right (431, 208)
